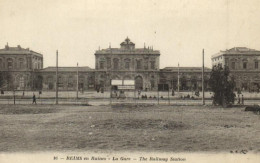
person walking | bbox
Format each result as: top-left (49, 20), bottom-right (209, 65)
top-left (237, 94), bottom-right (240, 105)
top-left (32, 93), bottom-right (37, 104)
top-left (241, 94), bottom-right (244, 105)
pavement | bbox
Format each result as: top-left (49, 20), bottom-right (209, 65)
top-left (0, 91), bottom-right (259, 106)
top-left (0, 98), bottom-right (258, 106)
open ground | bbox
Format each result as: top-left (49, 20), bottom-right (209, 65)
top-left (1, 104), bottom-right (260, 153)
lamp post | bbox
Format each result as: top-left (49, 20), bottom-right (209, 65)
top-left (55, 50), bottom-right (58, 105)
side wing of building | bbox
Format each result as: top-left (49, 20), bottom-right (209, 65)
top-left (212, 47), bottom-right (260, 91)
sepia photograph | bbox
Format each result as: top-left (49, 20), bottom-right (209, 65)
top-left (1, 0), bottom-right (260, 162)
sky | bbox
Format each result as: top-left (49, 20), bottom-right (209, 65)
top-left (0, 0), bottom-right (260, 69)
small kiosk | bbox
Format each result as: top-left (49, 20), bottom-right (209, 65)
top-left (110, 79), bottom-right (135, 104)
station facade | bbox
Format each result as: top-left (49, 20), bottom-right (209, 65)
top-left (94, 37), bottom-right (160, 91)
top-left (1, 39), bottom-right (260, 92)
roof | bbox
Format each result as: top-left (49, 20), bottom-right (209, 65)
top-left (40, 66), bottom-right (93, 72)
top-left (0, 44), bottom-right (43, 57)
top-left (226, 47), bottom-right (258, 52)
top-left (161, 67), bottom-right (211, 72)
top-left (96, 37), bottom-right (159, 55)
top-left (95, 48), bottom-right (160, 55)
top-left (212, 47), bottom-right (260, 58)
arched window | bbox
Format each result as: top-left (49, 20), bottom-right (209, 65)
top-left (243, 62), bottom-right (247, 69)
top-left (135, 76), bottom-right (143, 90)
top-left (7, 58), bottom-right (13, 69)
top-left (242, 59), bottom-right (248, 69)
top-left (113, 58), bottom-right (119, 69)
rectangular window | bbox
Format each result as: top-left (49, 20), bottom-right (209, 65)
top-left (151, 80), bottom-right (155, 88)
top-left (137, 60), bottom-right (142, 69)
top-left (144, 61), bottom-right (148, 70)
top-left (68, 78), bottom-right (73, 88)
top-left (100, 61), bottom-right (104, 69)
top-left (8, 62), bottom-right (13, 69)
top-left (107, 58), bottom-right (111, 68)
top-left (113, 60), bottom-right (119, 69)
top-left (243, 62), bottom-right (247, 69)
top-left (231, 62), bottom-right (235, 69)
top-left (151, 61), bottom-right (155, 69)
top-left (125, 62), bottom-right (130, 69)
top-left (255, 61), bottom-right (258, 69)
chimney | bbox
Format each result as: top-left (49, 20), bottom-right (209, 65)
top-left (5, 42), bottom-right (9, 50)
top-left (17, 45), bottom-right (21, 49)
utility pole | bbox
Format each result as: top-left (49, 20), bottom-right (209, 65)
top-left (202, 49), bottom-right (205, 105)
top-left (76, 62), bottom-right (79, 100)
top-left (178, 62), bottom-right (180, 93)
top-left (56, 50), bottom-right (58, 105)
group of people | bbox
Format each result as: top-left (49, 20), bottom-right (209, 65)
top-left (180, 94), bottom-right (195, 100)
top-left (140, 94), bottom-right (160, 99)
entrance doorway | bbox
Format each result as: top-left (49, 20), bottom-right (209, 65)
top-left (135, 76), bottom-right (143, 90)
